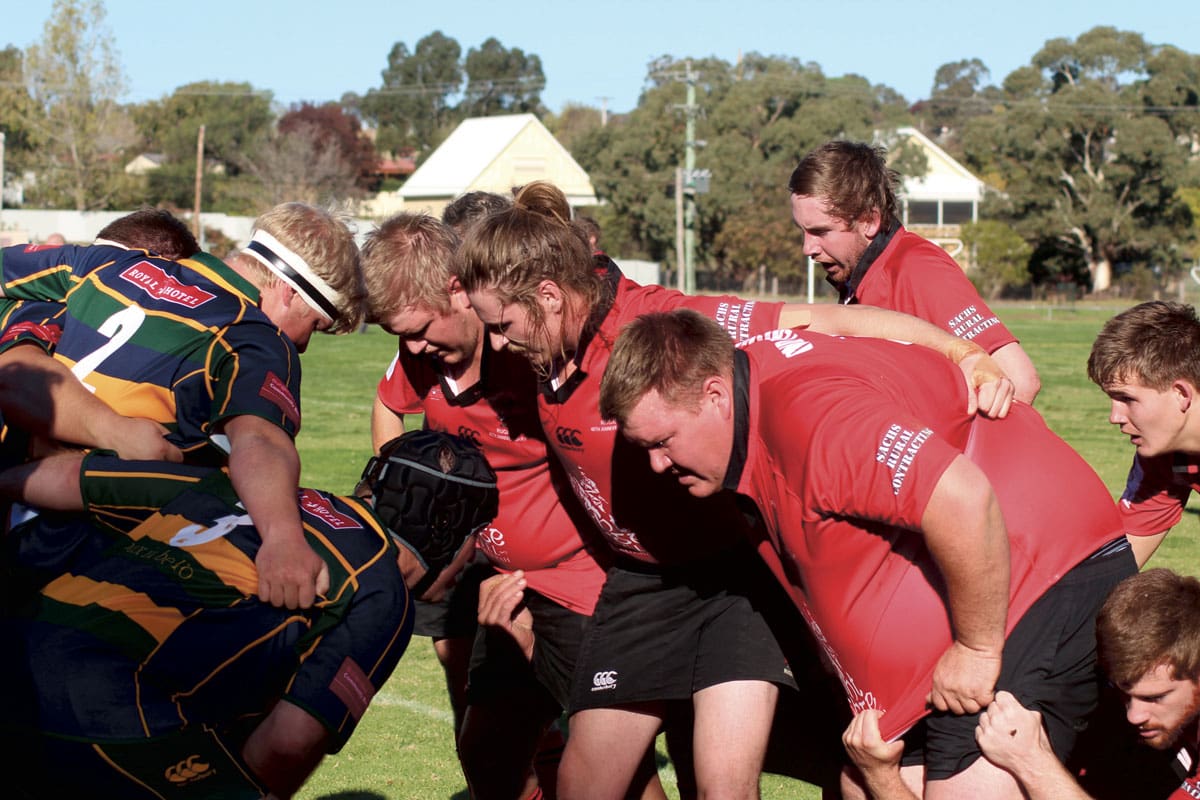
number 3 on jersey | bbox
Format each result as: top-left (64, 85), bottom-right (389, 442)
top-left (70, 304), bottom-right (147, 392)
top-left (170, 513), bottom-right (253, 547)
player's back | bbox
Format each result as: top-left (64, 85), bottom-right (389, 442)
top-left (0, 244), bottom-right (301, 460)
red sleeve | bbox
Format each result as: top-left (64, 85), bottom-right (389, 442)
top-left (885, 255), bottom-right (1017, 355)
top-left (1118, 454), bottom-right (1193, 536)
top-left (375, 352), bottom-right (426, 416)
top-left (678, 294), bottom-right (784, 341)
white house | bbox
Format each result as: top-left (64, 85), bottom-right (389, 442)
top-left (361, 114), bottom-right (598, 220)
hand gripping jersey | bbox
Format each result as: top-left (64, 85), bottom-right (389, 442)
top-left (0, 243), bottom-right (302, 462)
top-left (846, 226), bottom-right (1017, 355)
top-left (730, 329), bottom-right (1123, 740)
top-left (377, 343), bottom-right (607, 614)
top-left (538, 259), bottom-right (785, 564)
top-left (2, 452), bottom-right (413, 753)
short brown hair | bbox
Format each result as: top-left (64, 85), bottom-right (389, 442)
top-left (788, 140), bottom-right (900, 230)
top-left (600, 309), bottom-right (735, 424)
top-left (441, 191), bottom-right (511, 237)
top-left (1088, 301), bottom-right (1200, 391)
top-left (250, 202), bottom-right (365, 333)
top-left (95, 208), bottom-right (198, 261)
top-left (1097, 568), bottom-right (1200, 688)
top-left (360, 213), bottom-right (460, 322)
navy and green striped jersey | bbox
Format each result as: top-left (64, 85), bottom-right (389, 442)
top-left (0, 244), bottom-right (302, 463)
top-left (4, 452), bottom-right (414, 753)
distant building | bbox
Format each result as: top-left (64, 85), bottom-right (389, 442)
top-left (124, 153), bottom-right (166, 175)
top-left (889, 126), bottom-right (986, 265)
top-left (360, 113), bottom-right (597, 220)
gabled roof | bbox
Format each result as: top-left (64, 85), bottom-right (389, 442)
top-left (398, 113), bottom-right (597, 205)
top-left (892, 126), bottom-right (985, 203)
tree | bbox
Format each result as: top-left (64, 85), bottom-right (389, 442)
top-left (959, 26), bottom-right (1196, 292)
top-left (129, 81), bottom-right (274, 212)
top-left (132, 81), bottom-right (274, 173)
top-left (461, 38), bottom-right (545, 117)
top-left (545, 102), bottom-right (607, 154)
top-left (913, 58), bottom-right (1004, 156)
top-left (239, 123), bottom-right (364, 209)
top-left (576, 53), bottom-right (911, 285)
top-left (20, 0), bottom-right (138, 209)
top-left (358, 31), bottom-right (462, 155)
top-left (0, 46), bottom-right (39, 183)
top-left (961, 220), bottom-right (1032, 299)
top-left (278, 102), bottom-right (378, 189)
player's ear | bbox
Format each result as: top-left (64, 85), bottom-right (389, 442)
top-left (536, 279), bottom-right (563, 314)
top-left (1174, 379), bottom-right (1196, 412)
top-left (859, 208), bottom-right (883, 238)
top-left (701, 374), bottom-right (733, 420)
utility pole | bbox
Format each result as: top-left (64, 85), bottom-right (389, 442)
top-left (671, 61), bottom-right (704, 294)
top-left (675, 168), bottom-right (685, 291)
top-left (0, 131), bottom-right (5, 221)
top-left (193, 125), bottom-right (205, 243)
top-left (596, 96), bottom-right (611, 127)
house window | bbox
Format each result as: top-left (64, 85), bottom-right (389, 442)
top-left (908, 201), bottom-right (939, 225)
top-left (943, 201), bottom-right (974, 224)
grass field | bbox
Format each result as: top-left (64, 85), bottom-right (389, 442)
top-left (292, 301), bottom-right (1198, 800)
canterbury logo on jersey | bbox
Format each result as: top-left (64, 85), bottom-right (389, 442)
top-left (164, 755), bottom-right (214, 784)
top-left (591, 670), bottom-right (618, 691)
top-left (119, 262), bottom-right (216, 308)
top-left (555, 427), bottom-right (583, 448)
top-left (457, 426), bottom-right (482, 446)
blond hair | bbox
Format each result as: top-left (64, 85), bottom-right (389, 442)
top-left (360, 213), bottom-right (460, 322)
top-left (250, 202), bottom-right (365, 333)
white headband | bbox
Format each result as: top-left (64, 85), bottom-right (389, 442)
top-left (242, 229), bottom-right (342, 322)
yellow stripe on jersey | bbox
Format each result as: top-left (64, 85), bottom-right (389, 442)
top-left (53, 355), bottom-right (177, 423)
top-left (178, 257), bottom-right (255, 306)
top-left (5, 264), bottom-right (79, 299)
top-left (42, 575), bottom-right (188, 645)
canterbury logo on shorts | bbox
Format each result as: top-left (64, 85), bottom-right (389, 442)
top-left (164, 754), bottom-right (214, 784)
top-left (591, 670), bottom-right (618, 691)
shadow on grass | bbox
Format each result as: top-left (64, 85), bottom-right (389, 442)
top-left (313, 793), bottom-right (387, 800)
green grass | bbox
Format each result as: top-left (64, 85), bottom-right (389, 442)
top-left (293, 308), bottom-right (1198, 799)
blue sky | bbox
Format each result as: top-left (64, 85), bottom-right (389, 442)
top-left (7, 1), bottom-right (1199, 114)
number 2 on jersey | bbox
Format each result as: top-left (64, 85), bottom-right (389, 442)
top-left (70, 304), bottom-right (147, 392)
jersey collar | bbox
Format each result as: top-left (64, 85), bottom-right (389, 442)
top-left (835, 219), bottom-right (901, 304)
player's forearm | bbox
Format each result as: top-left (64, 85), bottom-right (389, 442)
top-left (370, 395), bottom-right (406, 454)
top-left (788, 304), bottom-right (984, 364)
top-left (859, 768), bottom-right (921, 800)
top-left (224, 415), bottom-right (304, 546)
top-left (0, 344), bottom-right (105, 444)
top-left (990, 343), bottom-right (1040, 405)
top-left (921, 457), bottom-right (1009, 651)
top-left (0, 452), bottom-right (85, 510)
